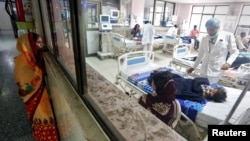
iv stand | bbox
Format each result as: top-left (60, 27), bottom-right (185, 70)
top-left (221, 78), bottom-right (250, 124)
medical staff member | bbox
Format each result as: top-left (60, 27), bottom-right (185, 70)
top-left (141, 20), bottom-right (155, 52)
top-left (187, 18), bottom-right (239, 83)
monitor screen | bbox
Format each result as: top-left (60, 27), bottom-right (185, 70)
top-left (112, 11), bottom-right (118, 17)
top-left (111, 10), bottom-right (119, 19)
top-left (100, 15), bottom-right (110, 23)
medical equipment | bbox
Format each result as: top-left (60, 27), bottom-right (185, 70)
top-left (97, 15), bottom-right (113, 60)
top-left (99, 15), bottom-right (112, 31)
top-left (115, 51), bottom-right (250, 141)
top-left (111, 33), bottom-right (143, 58)
top-left (110, 10), bottom-right (119, 24)
top-left (110, 9), bottom-right (119, 19)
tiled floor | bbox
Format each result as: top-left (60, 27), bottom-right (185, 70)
top-left (85, 49), bottom-right (176, 97)
top-left (0, 30), bottom-right (35, 141)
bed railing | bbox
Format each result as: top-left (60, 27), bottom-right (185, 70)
top-left (117, 51), bottom-right (154, 76)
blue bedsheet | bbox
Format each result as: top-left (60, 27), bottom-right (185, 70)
top-left (127, 67), bottom-right (206, 121)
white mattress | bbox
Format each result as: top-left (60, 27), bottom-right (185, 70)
top-left (172, 54), bottom-right (198, 68)
top-left (154, 38), bottom-right (164, 44)
top-left (124, 39), bottom-right (139, 47)
top-left (196, 86), bottom-right (250, 128)
top-left (121, 63), bottom-right (159, 79)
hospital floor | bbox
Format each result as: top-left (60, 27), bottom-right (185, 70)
top-left (85, 48), bottom-right (183, 99)
top-left (0, 30), bottom-right (35, 141)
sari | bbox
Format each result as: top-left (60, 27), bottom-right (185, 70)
top-left (14, 32), bottom-right (59, 141)
top-left (139, 72), bottom-right (178, 128)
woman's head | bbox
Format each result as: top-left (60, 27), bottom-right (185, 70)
top-left (32, 32), bottom-right (44, 49)
top-left (134, 24), bottom-right (140, 30)
top-left (148, 71), bottom-right (173, 92)
top-left (204, 87), bottom-right (227, 102)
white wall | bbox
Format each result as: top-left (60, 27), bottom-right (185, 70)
top-left (130, 0), bottom-right (145, 28)
top-left (0, 2), bottom-right (13, 30)
top-left (31, 0), bottom-right (43, 36)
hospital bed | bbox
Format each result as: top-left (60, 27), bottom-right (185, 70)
top-left (169, 44), bottom-right (250, 88)
top-left (115, 51), bottom-right (250, 141)
top-left (111, 33), bottom-right (143, 58)
top-left (152, 35), bottom-right (165, 50)
top-left (154, 34), bottom-right (182, 54)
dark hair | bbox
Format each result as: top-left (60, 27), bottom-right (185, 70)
top-left (133, 24), bottom-right (140, 30)
top-left (144, 20), bottom-right (149, 24)
top-left (32, 32), bottom-right (41, 42)
top-left (174, 24), bottom-right (178, 28)
top-left (212, 87), bottom-right (227, 102)
top-left (148, 71), bottom-right (173, 92)
top-left (240, 32), bottom-right (246, 37)
top-left (194, 25), bottom-right (197, 28)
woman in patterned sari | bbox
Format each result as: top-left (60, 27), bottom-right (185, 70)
top-left (138, 71), bottom-right (179, 128)
top-left (14, 32), bottom-right (59, 141)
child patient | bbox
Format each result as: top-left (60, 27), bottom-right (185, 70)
top-left (138, 71), bottom-right (179, 128)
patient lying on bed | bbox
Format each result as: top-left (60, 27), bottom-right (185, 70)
top-left (173, 76), bottom-right (227, 103)
top-left (147, 70), bottom-right (227, 103)
top-left (138, 71), bottom-right (179, 128)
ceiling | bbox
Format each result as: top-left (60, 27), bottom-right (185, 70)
top-left (144, 0), bottom-right (250, 8)
top-left (155, 0), bottom-right (250, 3)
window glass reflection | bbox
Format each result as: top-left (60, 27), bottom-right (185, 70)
top-left (50, 0), bottom-right (76, 82)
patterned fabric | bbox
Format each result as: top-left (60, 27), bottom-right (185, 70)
top-left (138, 71), bottom-right (178, 128)
top-left (14, 32), bottom-right (59, 141)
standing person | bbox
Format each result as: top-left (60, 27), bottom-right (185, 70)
top-left (235, 32), bottom-right (249, 52)
top-left (190, 25), bottom-right (200, 50)
top-left (141, 20), bottom-right (155, 52)
top-left (166, 24), bottom-right (178, 38)
top-left (187, 18), bottom-right (239, 83)
top-left (14, 32), bottom-right (59, 141)
top-left (131, 24), bottom-right (141, 38)
top-left (138, 71), bottom-right (179, 128)
top-left (162, 24), bottom-right (179, 53)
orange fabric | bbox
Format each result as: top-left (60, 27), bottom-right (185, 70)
top-left (14, 32), bottom-right (59, 141)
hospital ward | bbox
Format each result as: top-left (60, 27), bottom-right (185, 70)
top-left (1, 0), bottom-right (250, 141)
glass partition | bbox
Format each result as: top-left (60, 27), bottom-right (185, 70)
top-left (49, 0), bottom-right (76, 82)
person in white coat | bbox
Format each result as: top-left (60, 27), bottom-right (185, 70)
top-left (187, 18), bottom-right (239, 83)
top-left (141, 20), bottom-right (155, 52)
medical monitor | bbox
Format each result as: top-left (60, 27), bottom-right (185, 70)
top-left (100, 15), bottom-right (110, 23)
top-left (110, 10), bottom-right (119, 19)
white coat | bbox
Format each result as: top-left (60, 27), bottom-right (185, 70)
top-left (193, 31), bottom-right (239, 83)
top-left (166, 26), bottom-right (178, 38)
top-left (141, 23), bottom-right (155, 45)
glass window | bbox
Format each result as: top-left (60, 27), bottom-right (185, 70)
top-left (87, 3), bottom-right (99, 29)
top-left (239, 16), bottom-right (250, 26)
top-left (215, 6), bottom-right (228, 14)
top-left (189, 14), bottom-right (202, 30)
top-left (214, 15), bottom-right (226, 30)
top-left (235, 5), bottom-right (250, 36)
top-left (154, 1), bottom-right (165, 26)
top-left (50, 0), bottom-right (77, 82)
top-left (203, 6), bottom-right (215, 14)
top-left (200, 15), bottom-right (213, 32)
top-left (190, 5), bottom-right (229, 33)
top-left (193, 6), bottom-right (203, 13)
top-left (242, 6), bottom-right (250, 14)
